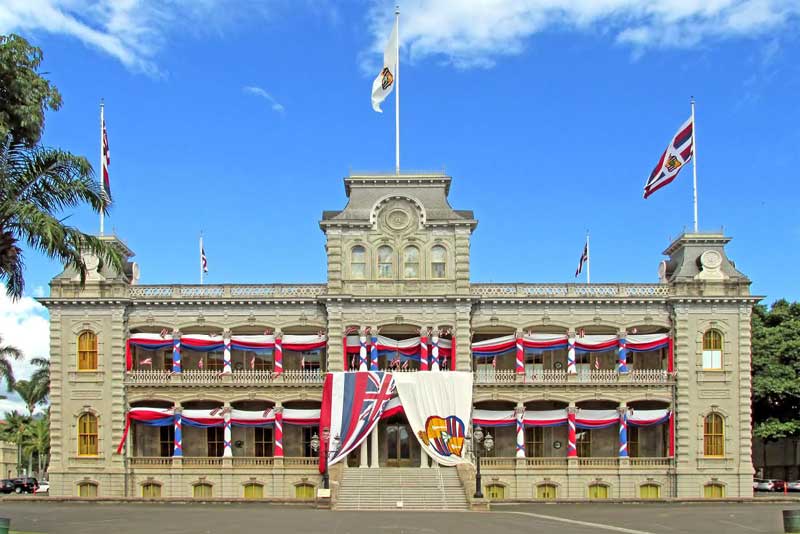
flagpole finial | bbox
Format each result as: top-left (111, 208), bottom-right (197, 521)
top-left (395, 4), bottom-right (399, 14)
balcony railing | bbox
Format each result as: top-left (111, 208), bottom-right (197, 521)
top-left (471, 283), bottom-right (670, 299)
top-left (129, 456), bottom-right (319, 468)
top-left (479, 457), bottom-right (672, 469)
top-left (182, 457), bottom-right (224, 466)
top-left (125, 369), bottom-right (324, 385)
top-left (129, 457), bottom-right (173, 466)
top-left (474, 369), bottom-right (673, 385)
top-left (231, 457), bottom-right (275, 467)
top-left (129, 284), bottom-right (326, 300)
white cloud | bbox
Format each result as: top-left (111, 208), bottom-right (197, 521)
top-left (364, 0), bottom-right (800, 70)
top-left (243, 85), bottom-right (286, 113)
top-left (0, 287), bottom-right (50, 417)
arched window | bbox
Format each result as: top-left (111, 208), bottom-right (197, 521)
top-left (588, 483), bottom-right (609, 499)
top-left (78, 481), bottom-right (97, 497)
top-left (142, 483), bottom-right (161, 498)
top-left (704, 413), bottom-right (724, 457)
top-left (78, 331), bottom-right (98, 370)
top-left (244, 483), bottom-right (264, 499)
top-left (193, 483), bottom-right (213, 498)
top-left (78, 413), bottom-right (98, 456)
top-left (639, 483), bottom-right (660, 499)
top-left (431, 245), bottom-right (446, 278)
top-left (536, 483), bottom-right (557, 500)
top-left (377, 246), bottom-right (393, 278)
top-left (485, 484), bottom-right (505, 500)
top-left (295, 483), bottom-right (315, 500)
top-left (704, 483), bottom-right (724, 498)
top-left (702, 329), bottom-right (723, 370)
top-left (351, 245), bottom-right (366, 279)
top-left (403, 246), bottom-right (419, 278)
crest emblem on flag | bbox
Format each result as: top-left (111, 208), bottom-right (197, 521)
top-left (666, 154), bottom-right (682, 172)
top-left (380, 67), bottom-right (394, 90)
top-left (418, 415), bottom-right (465, 457)
top-left (644, 116), bottom-right (694, 198)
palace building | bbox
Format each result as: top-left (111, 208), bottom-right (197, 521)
top-left (41, 172), bottom-right (759, 506)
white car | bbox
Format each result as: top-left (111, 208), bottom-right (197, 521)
top-left (33, 481), bottom-right (49, 495)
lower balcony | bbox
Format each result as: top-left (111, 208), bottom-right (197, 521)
top-left (125, 369), bottom-right (324, 386)
top-left (474, 369), bottom-right (674, 385)
top-left (480, 457), bottom-right (673, 470)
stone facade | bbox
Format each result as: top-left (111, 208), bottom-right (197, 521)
top-left (40, 172), bottom-right (759, 500)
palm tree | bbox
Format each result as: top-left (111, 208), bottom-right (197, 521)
top-left (0, 136), bottom-right (123, 299)
top-left (29, 357), bottom-right (49, 404)
top-left (1, 411), bottom-right (31, 476)
top-left (0, 334), bottom-right (22, 391)
top-left (13, 379), bottom-right (48, 417)
top-left (21, 415), bottom-right (49, 478)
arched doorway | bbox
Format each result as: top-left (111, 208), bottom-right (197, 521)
top-left (385, 415), bottom-right (413, 467)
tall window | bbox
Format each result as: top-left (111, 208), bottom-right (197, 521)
top-left (486, 484), bottom-right (505, 500)
top-left (159, 425), bottom-right (174, 457)
top-left (207, 427), bottom-right (224, 457)
top-left (577, 429), bottom-right (591, 457)
top-left (78, 413), bottom-right (98, 456)
top-left (193, 483), bottom-right (213, 498)
top-left (255, 427), bottom-right (274, 457)
top-left (244, 483), bottom-right (264, 499)
top-left (78, 482), bottom-right (98, 497)
top-left (525, 427), bottom-right (544, 457)
top-left (301, 427), bottom-right (315, 457)
top-left (142, 483), bottom-right (161, 498)
top-left (403, 246), bottom-right (420, 278)
top-left (704, 413), bottom-right (724, 457)
top-left (628, 426), bottom-right (639, 458)
top-left (702, 329), bottom-right (723, 370)
top-left (295, 483), bottom-right (315, 500)
top-left (588, 483), bottom-right (609, 499)
top-left (78, 331), bottom-right (98, 370)
top-left (704, 483), bottom-right (724, 498)
top-left (431, 245), bottom-right (446, 278)
top-left (351, 245), bottom-right (366, 279)
top-left (537, 483), bottom-right (557, 500)
top-left (377, 246), bottom-right (393, 278)
top-left (639, 484), bottom-right (660, 499)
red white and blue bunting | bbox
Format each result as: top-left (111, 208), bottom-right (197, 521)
top-left (344, 335), bottom-right (453, 370)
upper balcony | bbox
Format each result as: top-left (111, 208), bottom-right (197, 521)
top-left (470, 283), bottom-right (670, 300)
top-left (128, 284), bottom-right (326, 302)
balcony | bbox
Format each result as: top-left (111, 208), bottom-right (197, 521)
top-left (474, 369), bottom-right (674, 385)
top-left (470, 283), bottom-right (670, 299)
top-left (128, 456), bottom-right (319, 471)
top-left (129, 284), bottom-right (326, 301)
top-left (478, 457), bottom-right (672, 470)
top-left (124, 369), bottom-right (324, 387)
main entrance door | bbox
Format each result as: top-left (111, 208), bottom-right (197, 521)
top-left (386, 422), bottom-right (412, 467)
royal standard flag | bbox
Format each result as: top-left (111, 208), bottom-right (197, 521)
top-left (643, 117), bottom-right (694, 198)
top-left (371, 19), bottom-right (398, 113)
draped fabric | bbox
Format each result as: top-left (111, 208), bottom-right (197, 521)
top-left (319, 371), bottom-right (396, 473)
top-left (473, 409), bottom-right (515, 427)
top-left (393, 371), bottom-right (473, 467)
top-left (344, 335), bottom-right (453, 362)
top-left (470, 407), bottom-right (671, 429)
top-left (628, 408), bottom-right (671, 426)
top-left (522, 409), bottom-right (569, 427)
top-left (575, 409), bottom-right (619, 429)
top-left (471, 333), bottom-right (670, 359)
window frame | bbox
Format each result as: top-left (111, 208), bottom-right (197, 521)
top-left (78, 413), bottom-right (99, 456)
top-left (525, 427), bottom-right (544, 458)
top-left (295, 483), bottom-right (315, 500)
top-left (704, 483), bottom-right (724, 498)
top-left (702, 329), bottom-right (723, 370)
top-left (193, 483), bottom-right (213, 498)
top-left (703, 413), bottom-right (725, 457)
top-left (207, 426), bottom-right (225, 457)
top-left (403, 245), bottom-right (420, 279)
top-left (485, 483), bottom-right (505, 500)
top-left (78, 482), bottom-right (98, 497)
top-left (78, 331), bottom-right (98, 371)
top-left (577, 428), bottom-right (591, 457)
top-left (431, 245), bottom-right (447, 279)
top-left (159, 425), bottom-right (174, 457)
top-left (377, 245), bottom-right (394, 279)
top-left (588, 483), bottom-right (609, 499)
top-left (142, 483), bottom-right (162, 498)
top-left (351, 245), bottom-right (367, 279)
top-left (639, 483), bottom-right (660, 499)
top-left (628, 426), bottom-right (639, 458)
top-left (255, 427), bottom-right (274, 457)
top-left (536, 483), bottom-right (557, 500)
top-left (244, 483), bottom-right (264, 499)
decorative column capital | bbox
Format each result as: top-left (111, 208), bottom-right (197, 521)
top-left (514, 405), bottom-right (525, 418)
top-left (274, 329), bottom-right (283, 339)
top-left (172, 328), bottom-right (181, 338)
top-left (222, 327), bottom-right (232, 339)
top-left (274, 405), bottom-right (284, 415)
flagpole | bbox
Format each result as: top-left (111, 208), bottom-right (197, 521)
top-left (691, 97), bottom-right (698, 233)
top-left (99, 100), bottom-right (105, 236)
top-left (199, 233), bottom-right (204, 285)
top-left (586, 231), bottom-right (591, 284)
top-left (395, 6), bottom-right (400, 175)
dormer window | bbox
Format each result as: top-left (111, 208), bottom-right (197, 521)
top-left (431, 245), bottom-right (447, 278)
top-left (378, 246), bottom-right (393, 278)
top-left (403, 246), bottom-right (419, 278)
top-left (351, 245), bottom-right (366, 279)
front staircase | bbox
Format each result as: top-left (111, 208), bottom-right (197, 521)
top-left (334, 467), bottom-right (470, 511)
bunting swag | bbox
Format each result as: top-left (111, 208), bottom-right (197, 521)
top-left (319, 371), bottom-right (396, 473)
top-left (393, 372), bottom-right (473, 467)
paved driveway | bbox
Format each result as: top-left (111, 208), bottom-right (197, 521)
top-left (0, 501), bottom-right (796, 533)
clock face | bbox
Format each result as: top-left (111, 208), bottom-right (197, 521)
top-left (553, 441), bottom-right (562, 449)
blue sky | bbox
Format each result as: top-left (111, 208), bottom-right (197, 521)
top-left (3, 1), bottom-right (800, 303)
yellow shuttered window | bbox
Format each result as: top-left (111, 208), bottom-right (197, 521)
top-left (639, 484), bottom-right (660, 499)
top-left (244, 484), bottom-right (264, 499)
top-left (78, 331), bottom-right (98, 370)
top-left (536, 484), bottom-right (557, 500)
top-left (193, 483), bottom-right (213, 498)
top-left (295, 484), bottom-right (315, 500)
top-left (588, 484), bottom-right (609, 499)
top-left (78, 413), bottom-right (98, 456)
top-left (703, 413), bottom-right (724, 457)
top-left (142, 483), bottom-right (161, 498)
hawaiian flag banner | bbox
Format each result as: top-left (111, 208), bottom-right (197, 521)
top-left (319, 371), bottom-right (396, 472)
top-left (393, 371), bottom-right (473, 467)
top-left (575, 242), bottom-right (588, 277)
top-left (102, 115), bottom-right (110, 195)
top-left (644, 116), bottom-right (693, 198)
top-left (201, 247), bottom-right (208, 273)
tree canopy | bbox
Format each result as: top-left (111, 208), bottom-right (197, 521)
top-left (0, 34), bottom-right (62, 147)
top-left (752, 299), bottom-right (800, 440)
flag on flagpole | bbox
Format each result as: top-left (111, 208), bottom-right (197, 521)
top-left (371, 18), bottom-right (398, 113)
top-left (491, 355), bottom-right (497, 369)
top-left (575, 242), bottom-right (589, 277)
top-left (643, 116), bottom-right (694, 198)
top-left (139, 357), bottom-right (152, 366)
top-left (102, 113), bottom-right (111, 195)
top-left (201, 246), bottom-right (208, 273)
top-left (594, 357), bottom-right (600, 370)
top-left (250, 355), bottom-right (256, 370)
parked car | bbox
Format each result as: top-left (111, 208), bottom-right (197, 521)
top-left (754, 479), bottom-right (786, 492)
top-left (0, 479), bottom-right (15, 494)
top-left (33, 481), bottom-right (49, 494)
top-left (11, 477), bottom-right (38, 494)
top-left (787, 480), bottom-right (800, 492)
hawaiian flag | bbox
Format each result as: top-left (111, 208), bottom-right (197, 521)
top-left (319, 371), bottom-right (396, 471)
top-left (575, 242), bottom-right (588, 277)
top-left (644, 116), bottom-right (694, 198)
top-left (139, 357), bottom-right (152, 366)
top-left (201, 247), bottom-right (208, 273)
top-left (102, 115), bottom-right (110, 195)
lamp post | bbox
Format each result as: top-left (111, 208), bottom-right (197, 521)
top-left (471, 425), bottom-right (494, 499)
top-left (310, 428), bottom-right (339, 490)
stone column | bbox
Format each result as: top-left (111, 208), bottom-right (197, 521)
top-left (173, 405), bottom-right (183, 458)
top-left (618, 403), bottom-right (628, 458)
top-left (566, 330), bottom-right (576, 375)
top-left (223, 403), bottom-right (232, 458)
top-left (618, 329), bottom-right (629, 374)
top-left (274, 404), bottom-right (284, 459)
top-left (419, 447), bottom-right (429, 468)
top-left (274, 331), bottom-right (283, 375)
top-left (515, 331), bottom-right (525, 375)
top-left (567, 404), bottom-right (577, 458)
top-left (370, 331), bottom-right (379, 371)
top-left (431, 332), bottom-right (440, 372)
top-left (515, 403), bottom-right (525, 458)
top-left (419, 333), bottom-right (429, 372)
top-left (171, 329), bottom-right (182, 373)
top-left (370, 428), bottom-right (379, 468)
top-left (360, 439), bottom-right (368, 468)
top-left (222, 329), bottom-right (232, 374)
top-left (359, 328), bottom-right (369, 371)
